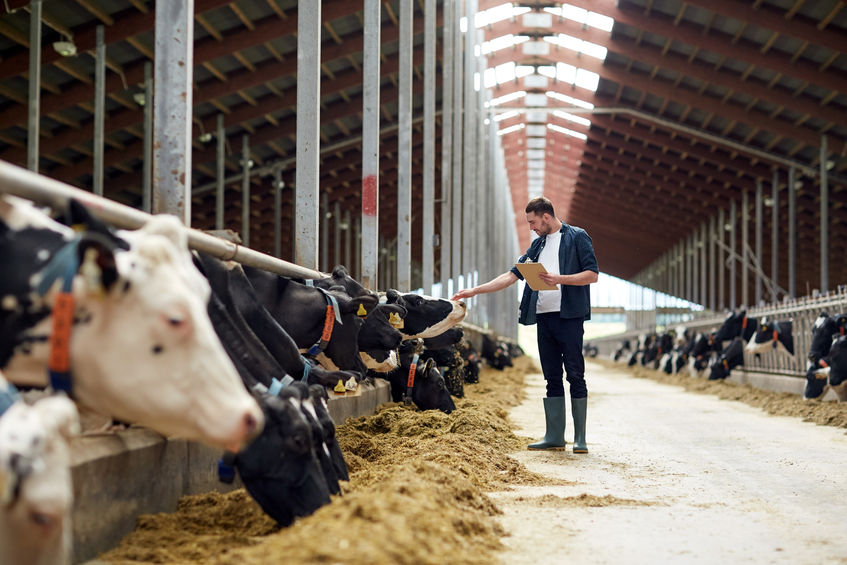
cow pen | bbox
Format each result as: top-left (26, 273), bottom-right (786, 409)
top-left (2, 1), bottom-right (847, 564)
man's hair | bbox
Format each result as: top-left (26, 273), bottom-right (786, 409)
top-left (525, 196), bottom-right (555, 217)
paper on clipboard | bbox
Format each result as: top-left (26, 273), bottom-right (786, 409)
top-left (514, 262), bottom-right (558, 291)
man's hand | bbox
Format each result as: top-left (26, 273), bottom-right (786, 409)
top-left (451, 288), bottom-right (476, 301)
top-left (538, 272), bottom-right (562, 286)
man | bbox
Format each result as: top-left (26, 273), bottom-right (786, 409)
top-left (451, 197), bottom-right (598, 453)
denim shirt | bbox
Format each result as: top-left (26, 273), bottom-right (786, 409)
top-left (510, 221), bottom-right (599, 325)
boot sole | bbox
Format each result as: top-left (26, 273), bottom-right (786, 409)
top-left (527, 446), bottom-right (567, 451)
top-left (572, 448), bottom-right (588, 454)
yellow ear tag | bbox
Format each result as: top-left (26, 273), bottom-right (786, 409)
top-left (334, 379), bottom-right (346, 394)
top-left (357, 304), bottom-right (368, 317)
top-left (389, 311), bottom-right (404, 328)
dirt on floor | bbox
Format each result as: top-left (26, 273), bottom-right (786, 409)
top-left (99, 356), bottom-right (554, 565)
top-left (593, 359), bottom-right (847, 430)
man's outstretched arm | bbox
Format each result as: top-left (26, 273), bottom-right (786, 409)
top-left (451, 271), bottom-right (519, 301)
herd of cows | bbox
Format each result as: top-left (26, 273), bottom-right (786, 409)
top-left (0, 194), bottom-right (524, 565)
top-left (612, 309), bottom-right (847, 401)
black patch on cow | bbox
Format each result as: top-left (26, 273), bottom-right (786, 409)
top-left (152, 345), bottom-right (164, 355)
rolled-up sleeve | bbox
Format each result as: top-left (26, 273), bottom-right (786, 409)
top-left (577, 231), bottom-right (599, 273)
top-left (510, 253), bottom-right (529, 280)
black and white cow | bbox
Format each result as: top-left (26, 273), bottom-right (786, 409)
top-left (804, 312), bottom-right (847, 400)
top-left (714, 310), bottom-right (757, 344)
top-left (686, 332), bottom-right (719, 376)
top-left (481, 333), bottom-right (513, 370)
top-left (824, 336), bottom-right (847, 401)
top-left (382, 289), bottom-right (467, 339)
top-left (0, 196), bottom-right (263, 453)
top-left (0, 376), bottom-right (79, 565)
top-left (421, 328), bottom-right (466, 398)
top-left (745, 318), bottom-right (794, 356)
top-left (612, 339), bottom-right (631, 362)
top-left (708, 337), bottom-right (745, 380)
top-left (309, 384), bottom-right (348, 482)
top-left (380, 339), bottom-right (455, 413)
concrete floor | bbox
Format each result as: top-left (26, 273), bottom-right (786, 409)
top-left (492, 360), bottom-right (847, 565)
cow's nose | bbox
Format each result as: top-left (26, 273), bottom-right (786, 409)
top-left (457, 300), bottom-right (466, 309)
top-left (244, 411), bottom-right (261, 437)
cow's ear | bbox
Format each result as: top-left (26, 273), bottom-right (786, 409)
top-left (77, 234), bottom-right (120, 293)
top-left (385, 289), bottom-right (400, 304)
top-left (423, 358), bottom-right (436, 374)
top-left (331, 265), bottom-right (350, 278)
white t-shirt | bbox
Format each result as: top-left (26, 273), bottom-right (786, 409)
top-left (535, 230), bottom-right (562, 314)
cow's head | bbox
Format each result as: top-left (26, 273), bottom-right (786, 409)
top-left (708, 337), bottom-right (744, 380)
top-left (745, 318), bottom-right (794, 356)
top-left (0, 393), bottom-right (79, 565)
top-left (804, 360), bottom-right (829, 400)
top-left (410, 359), bottom-right (456, 414)
top-left (2, 202), bottom-right (263, 453)
top-left (235, 388), bottom-right (331, 526)
top-left (384, 290), bottom-right (466, 339)
top-left (826, 336), bottom-right (847, 400)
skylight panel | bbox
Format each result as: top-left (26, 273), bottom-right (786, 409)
top-left (548, 123), bottom-right (588, 141)
top-left (461, 3), bottom-right (531, 32)
top-left (481, 34), bottom-right (529, 55)
top-left (495, 109), bottom-right (521, 122)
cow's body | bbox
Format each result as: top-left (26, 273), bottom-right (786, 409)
top-left (0, 380), bottom-right (79, 565)
top-left (0, 196), bottom-right (262, 453)
top-left (380, 340), bottom-right (455, 413)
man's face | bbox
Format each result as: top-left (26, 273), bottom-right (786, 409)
top-left (526, 212), bottom-right (555, 237)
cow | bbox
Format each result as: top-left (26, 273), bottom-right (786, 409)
top-left (421, 328), bottom-right (466, 397)
top-left (612, 339), bottom-right (631, 362)
top-left (708, 337), bottom-right (745, 380)
top-left (458, 339), bottom-right (481, 384)
top-left (804, 312), bottom-right (847, 400)
top-left (309, 384), bottom-right (348, 482)
top-left (231, 384), bottom-right (331, 527)
top-left (382, 289), bottom-right (466, 339)
top-left (0, 196), bottom-right (263, 453)
top-left (380, 339), bottom-right (456, 413)
top-left (481, 333), bottom-right (513, 370)
top-left (745, 318), bottom-right (794, 356)
top-left (714, 309), bottom-right (757, 344)
top-left (244, 266), bottom-right (378, 375)
top-left (686, 332), bottom-right (719, 376)
top-left (358, 303), bottom-right (407, 373)
top-left (0, 378), bottom-right (79, 565)
top-left (825, 336), bottom-right (847, 401)
top-left (287, 382), bottom-right (340, 495)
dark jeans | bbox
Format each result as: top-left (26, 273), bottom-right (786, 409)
top-left (536, 313), bottom-right (587, 398)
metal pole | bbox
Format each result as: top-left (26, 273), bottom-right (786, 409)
top-left (361, 0), bottom-right (381, 290)
top-left (741, 190), bottom-right (749, 307)
top-left (321, 192), bottom-right (329, 272)
top-left (153, 0), bottom-right (194, 223)
top-left (755, 180), bottom-right (763, 305)
top-left (700, 222), bottom-right (707, 307)
top-left (241, 134), bottom-right (250, 247)
top-left (729, 200), bottom-right (736, 310)
top-left (274, 168), bottom-right (283, 258)
top-left (353, 215), bottom-right (361, 280)
top-left (216, 114), bottom-right (225, 230)
top-left (440, 0), bottom-right (454, 297)
top-left (788, 166), bottom-right (796, 298)
top-left (820, 135), bottom-right (828, 293)
top-left (295, 0), bottom-right (321, 269)
top-left (421, 0), bottom-right (436, 294)
top-left (396, 0), bottom-right (413, 291)
top-left (771, 169), bottom-right (779, 301)
top-left (343, 209), bottom-right (352, 270)
top-left (333, 201), bottom-right (341, 270)
top-left (93, 25), bottom-right (105, 197)
top-left (678, 242), bottom-right (684, 302)
top-left (27, 0), bottom-right (42, 173)
top-left (690, 233), bottom-right (697, 304)
top-left (709, 215), bottom-right (716, 311)
top-left (462, 0), bottom-right (476, 284)
top-left (718, 208), bottom-right (725, 310)
top-left (142, 61), bottom-right (153, 214)
top-left (451, 0), bottom-right (463, 287)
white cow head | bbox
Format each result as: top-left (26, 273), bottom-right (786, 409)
top-left (0, 390), bottom-right (79, 565)
top-left (2, 199), bottom-right (263, 453)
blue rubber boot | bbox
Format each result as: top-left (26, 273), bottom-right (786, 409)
top-left (571, 396), bottom-right (588, 454)
top-left (528, 397), bottom-right (566, 451)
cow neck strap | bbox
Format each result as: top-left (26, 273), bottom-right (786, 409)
top-left (35, 237), bottom-right (82, 396)
top-left (306, 289), bottom-right (342, 357)
top-left (404, 353), bottom-right (420, 406)
top-left (300, 356), bottom-right (312, 383)
top-left (0, 382), bottom-right (20, 418)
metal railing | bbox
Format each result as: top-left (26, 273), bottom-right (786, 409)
top-left (592, 285), bottom-right (847, 378)
top-left (0, 160), bottom-right (323, 280)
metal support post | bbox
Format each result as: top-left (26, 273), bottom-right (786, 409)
top-left (709, 215), bottom-right (716, 311)
top-left (295, 0), bottom-right (321, 269)
top-left (462, 0), bottom-right (477, 283)
top-left (93, 25), bottom-right (105, 197)
top-left (142, 61), bottom-right (153, 213)
top-left (28, 0), bottom-right (42, 173)
top-left (321, 192), bottom-right (329, 272)
top-left (361, 0), bottom-right (381, 289)
top-left (343, 209), bottom-right (352, 270)
top-left (153, 0), bottom-right (194, 223)
top-left (396, 0), bottom-right (414, 291)
top-left (422, 0), bottom-right (436, 293)
top-left (690, 233), bottom-right (697, 304)
top-left (771, 169), bottom-right (779, 301)
top-left (241, 134), bottom-right (250, 247)
top-left (274, 168), bottom-right (283, 258)
top-left (440, 0), bottom-right (454, 296)
top-left (741, 190), bottom-right (749, 307)
top-left (820, 135), bottom-right (829, 293)
top-left (718, 207), bottom-right (725, 310)
top-left (216, 114), bottom-right (225, 230)
top-left (353, 215), bottom-right (361, 280)
top-left (755, 180), bottom-right (763, 305)
top-left (333, 201), bottom-right (342, 269)
top-left (451, 0), bottom-right (463, 286)
top-left (788, 166), bottom-right (796, 298)
top-left (700, 222), bottom-right (707, 307)
top-left (729, 200), bottom-right (736, 310)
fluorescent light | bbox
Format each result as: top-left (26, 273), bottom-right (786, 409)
top-left (498, 123), bottom-right (525, 136)
top-left (547, 123), bottom-right (588, 140)
top-left (546, 91), bottom-right (595, 109)
top-left (489, 90), bottom-right (526, 106)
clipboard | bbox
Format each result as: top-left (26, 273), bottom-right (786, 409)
top-left (514, 262), bottom-right (558, 291)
